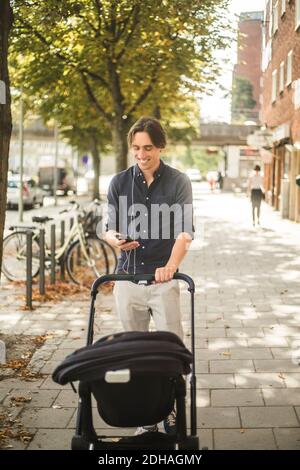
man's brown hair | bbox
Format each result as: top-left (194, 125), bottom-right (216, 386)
top-left (127, 117), bottom-right (167, 148)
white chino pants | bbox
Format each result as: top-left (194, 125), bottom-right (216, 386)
top-left (113, 280), bottom-right (183, 340)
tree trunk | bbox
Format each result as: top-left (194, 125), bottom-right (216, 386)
top-left (107, 58), bottom-right (128, 172)
top-left (0, 1), bottom-right (13, 274)
top-left (112, 116), bottom-right (128, 172)
top-left (90, 136), bottom-right (100, 200)
top-left (153, 105), bottom-right (161, 119)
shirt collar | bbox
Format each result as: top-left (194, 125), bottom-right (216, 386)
top-left (134, 160), bottom-right (165, 179)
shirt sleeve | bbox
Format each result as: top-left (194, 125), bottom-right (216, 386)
top-left (105, 176), bottom-right (119, 232)
top-left (174, 174), bottom-right (195, 239)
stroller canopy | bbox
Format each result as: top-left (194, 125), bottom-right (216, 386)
top-left (52, 331), bottom-right (192, 385)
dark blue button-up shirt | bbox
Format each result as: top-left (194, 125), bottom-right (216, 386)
top-left (106, 160), bottom-right (194, 274)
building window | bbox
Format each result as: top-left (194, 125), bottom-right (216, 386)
top-left (279, 61), bottom-right (284, 92)
top-left (272, 69), bottom-right (277, 103)
top-left (269, 0), bottom-right (273, 37)
top-left (296, 0), bottom-right (300, 29)
top-left (286, 50), bottom-right (293, 85)
top-left (262, 39), bottom-right (272, 72)
top-left (281, 0), bottom-right (286, 16)
top-left (273, 2), bottom-right (279, 33)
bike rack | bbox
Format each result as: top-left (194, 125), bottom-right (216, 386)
top-left (50, 224), bottom-right (56, 285)
top-left (39, 228), bottom-right (45, 295)
top-left (26, 231), bottom-right (33, 309)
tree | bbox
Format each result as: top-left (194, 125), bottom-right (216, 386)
top-left (164, 97), bottom-right (200, 146)
top-left (62, 125), bottom-right (112, 199)
top-left (12, 0), bottom-right (231, 171)
top-left (9, 49), bottom-right (112, 198)
top-left (231, 75), bottom-right (257, 123)
top-left (0, 0), bottom-right (13, 273)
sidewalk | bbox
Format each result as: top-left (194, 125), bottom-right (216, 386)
top-left (1, 189), bottom-right (300, 450)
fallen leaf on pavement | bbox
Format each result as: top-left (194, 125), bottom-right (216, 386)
top-left (10, 396), bottom-right (32, 406)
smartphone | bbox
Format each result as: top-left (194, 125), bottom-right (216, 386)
top-left (116, 234), bottom-right (134, 242)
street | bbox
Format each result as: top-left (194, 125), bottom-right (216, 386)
top-left (4, 196), bottom-right (88, 233)
top-left (1, 186), bottom-right (300, 449)
top-left (2, 0), bottom-right (300, 453)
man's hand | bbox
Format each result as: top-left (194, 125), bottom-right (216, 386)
top-left (106, 231), bottom-right (139, 251)
top-left (154, 264), bottom-right (177, 283)
top-left (118, 239), bottom-right (140, 251)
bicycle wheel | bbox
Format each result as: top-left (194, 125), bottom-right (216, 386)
top-left (66, 236), bottom-right (110, 285)
top-left (2, 231), bottom-right (40, 281)
top-left (97, 238), bottom-right (117, 274)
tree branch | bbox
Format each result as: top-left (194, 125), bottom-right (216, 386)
top-left (77, 13), bottom-right (99, 36)
top-left (93, 0), bottom-right (103, 34)
top-left (116, 6), bottom-right (140, 62)
top-left (17, 17), bottom-right (110, 89)
top-left (81, 72), bottom-right (112, 123)
top-left (115, 5), bottom-right (137, 41)
top-left (127, 65), bottom-right (161, 116)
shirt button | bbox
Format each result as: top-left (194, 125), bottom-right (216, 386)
top-left (142, 246), bottom-right (145, 249)
top-left (141, 262), bottom-right (144, 265)
top-left (146, 197), bottom-right (149, 200)
top-left (143, 230), bottom-right (146, 233)
top-left (143, 180), bottom-right (146, 184)
top-left (144, 213), bottom-right (147, 216)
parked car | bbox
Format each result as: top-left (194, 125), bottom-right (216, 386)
top-left (7, 175), bottom-right (47, 209)
top-left (186, 168), bottom-right (202, 182)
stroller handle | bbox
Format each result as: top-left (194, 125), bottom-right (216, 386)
top-left (91, 272), bottom-right (195, 296)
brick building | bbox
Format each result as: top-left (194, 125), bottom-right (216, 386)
top-left (262, 0), bottom-right (300, 222)
top-left (232, 11), bottom-right (263, 124)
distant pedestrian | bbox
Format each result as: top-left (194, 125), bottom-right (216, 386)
top-left (247, 165), bottom-right (264, 226)
top-left (217, 171), bottom-right (223, 190)
top-left (207, 171), bottom-right (216, 192)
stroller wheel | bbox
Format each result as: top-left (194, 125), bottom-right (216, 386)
top-left (71, 435), bottom-right (93, 450)
top-left (178, 436), bottom-right (199, 450)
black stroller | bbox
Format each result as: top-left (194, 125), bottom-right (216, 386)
top-left (52, 273), bottom-right (199, 450)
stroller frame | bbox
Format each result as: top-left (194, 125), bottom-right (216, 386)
top-left (71, 272), bottom-right (198, 450)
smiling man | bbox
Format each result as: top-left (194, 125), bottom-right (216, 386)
top-left (105, 116), bottom-right (194, 435)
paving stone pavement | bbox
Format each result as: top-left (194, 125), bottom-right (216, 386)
top-left (1, 188), bottom-right (300, 450)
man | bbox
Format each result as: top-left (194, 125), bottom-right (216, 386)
top-left (105, 116), bottom-right (194, 435)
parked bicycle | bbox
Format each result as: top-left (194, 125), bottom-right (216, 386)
top-left (1, 201), bottom-right (117, 285)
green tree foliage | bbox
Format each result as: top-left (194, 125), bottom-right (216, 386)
top-left (168, 144), bottom-right (223, 175)
top-left (164, 97), bottom-right (200, 146)
top-left (11, 0), bottom-right (231, 171)
top-left (231, 75), bottom-right (257, 123)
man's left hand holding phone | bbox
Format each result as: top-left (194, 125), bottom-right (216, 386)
top-left (106, 230), bottom-right (140, 251)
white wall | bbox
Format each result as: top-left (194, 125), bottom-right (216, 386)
top-left (226, 145), bottom-right (240, 178)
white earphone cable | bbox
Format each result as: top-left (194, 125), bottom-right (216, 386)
top-left (132, 165), bottom-right (136, 275)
